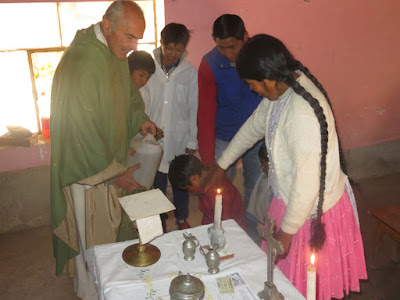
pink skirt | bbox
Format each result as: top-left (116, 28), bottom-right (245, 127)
top-left (261, 191), bottom-right (367, 300)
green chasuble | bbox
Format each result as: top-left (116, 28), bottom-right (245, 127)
top-left (50, 25), bottom-right (148, 275)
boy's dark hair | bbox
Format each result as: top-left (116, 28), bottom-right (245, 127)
top-left (258, 144), bottom-right (269, 163)
top-left (212, 14), bottom-right (246, 41)
top-left (161, 23), bottom-right (190, 46)
top-left (168, 154), bottom-right (202, 190)
top-left (128, 50), bottom-right (155, 74)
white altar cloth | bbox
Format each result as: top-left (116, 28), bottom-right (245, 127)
top-left (86, 219), bottom-right (305, 300)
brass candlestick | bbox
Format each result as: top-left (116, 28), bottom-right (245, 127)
top-left (122, 221), bottom-right (161, 267)
top-left (257, 216), bottom-right (285, 300)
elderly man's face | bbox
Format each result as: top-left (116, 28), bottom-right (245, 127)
top-left (103, 6), bottom-right (145, 61)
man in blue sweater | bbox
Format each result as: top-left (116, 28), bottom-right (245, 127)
top-left (197, 14), bottom-right (263, 241)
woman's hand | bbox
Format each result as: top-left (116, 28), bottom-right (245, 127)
top-left (114, 163), bottom-right (147, 193)
top-left (274, 229), bottom-right (294, 257)
top-left (203, 164), bottom-right (225, 191)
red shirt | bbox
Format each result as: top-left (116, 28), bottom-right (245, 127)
top-left (197, 59), bottom-right (217, 164)
top-left (198, 174), bottom-right (247, 231)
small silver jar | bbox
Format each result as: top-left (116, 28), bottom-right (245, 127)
top-left (169, 272), bottom-right (205, 300)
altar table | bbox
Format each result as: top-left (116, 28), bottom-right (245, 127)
top-left (86, 219), bottom-right (305, 300)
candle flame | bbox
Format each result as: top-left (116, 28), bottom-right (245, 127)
top-left (217, 188), bottom-right (221, 193)
top-left (311, 253), bottom-right (315, 265)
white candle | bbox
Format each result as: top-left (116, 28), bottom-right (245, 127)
top-left (214, 188), bottom-right (222, 225)
top-left (307, 253), bottom-right (316, 300)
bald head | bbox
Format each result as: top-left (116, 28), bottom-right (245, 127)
top-left (102, 0), bottom-right (146, 60)
top-left (104, 1), bottom-right (144, 31)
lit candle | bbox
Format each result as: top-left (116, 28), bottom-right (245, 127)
top-left (214, 188), bottom-right (222, 225)
top-left (307, 253), bottom-right (316, 300)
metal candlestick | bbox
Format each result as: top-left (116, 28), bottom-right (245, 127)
top-left (207, 220), bottom-right (226, 250)
top-left (257, 216), bottom-right (285, 300)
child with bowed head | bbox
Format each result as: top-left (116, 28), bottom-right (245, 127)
top-left (209, 34), bottom-right (367, 299)
top-left (168, 154), bottom-right (246, 231)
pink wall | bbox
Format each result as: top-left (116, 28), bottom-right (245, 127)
top-left (1, 0), bottom-right (398, 173)
top-left (165, 0), bottom-right (400, 150)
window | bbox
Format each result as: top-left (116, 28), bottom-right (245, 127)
top-left (0, 0), bottom-right (164, 136)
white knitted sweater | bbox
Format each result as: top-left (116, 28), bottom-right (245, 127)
top-left (218, 72), bottom-right (347, 234)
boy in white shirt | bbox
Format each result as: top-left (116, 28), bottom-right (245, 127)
top-left (140, 23), bottom-right (198, 230)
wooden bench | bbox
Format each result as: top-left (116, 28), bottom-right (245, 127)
top-left (368, 205), bottom-right (400, 268)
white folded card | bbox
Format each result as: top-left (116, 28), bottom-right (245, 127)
top-left (118, 188), bottom-right (176, 221)
top-left (118, 189), bottom-right (176, 244)
top-left (136, 215), bottom-right (164, 244)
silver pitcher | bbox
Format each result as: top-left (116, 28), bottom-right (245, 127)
top-left (182, 231), bottom-right (199, 261)
top-left (200, 244), bottom-right (220, 274)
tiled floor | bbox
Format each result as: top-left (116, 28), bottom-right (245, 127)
top-left (0, 172), bottom-right (399, 299)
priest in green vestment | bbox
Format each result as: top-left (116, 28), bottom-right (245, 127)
top-left (50, 1), bottom-right (156, 298)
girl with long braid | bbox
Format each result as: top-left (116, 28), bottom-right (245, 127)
top-left (208, 34), bottom-right (367, 299)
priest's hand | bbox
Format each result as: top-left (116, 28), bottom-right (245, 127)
top-left (274, 229), bottom-right (294, 257)
top-left (114, 163), bottom-right (147, 193)
top-left (203, 164), bottom-right (225, 191)
top-left (140, 120), bottom-right (156, 137)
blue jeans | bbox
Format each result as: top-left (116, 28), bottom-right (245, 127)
top-left (215, 138), bottom-right (263, 244)
top-left (245, 212), bottom-right (262, 245)
top-left (154, 171), bottom-right (189, 221)
top-left (214, 138), bottom-right (263, 207)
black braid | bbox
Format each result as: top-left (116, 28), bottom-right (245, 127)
top-left (285, 75), bottom-right (327, 251)
top-left (296, 61), bottom-right (348, 175)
